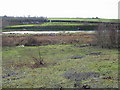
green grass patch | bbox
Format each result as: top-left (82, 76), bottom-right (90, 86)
top-left (48, 18), bottom-right (119, 22)
top-left (2, 45), bottom-right (118, 88)
top-left (6, 22), bottom-right (97, 28)
top-left (40, 22), bottom-right (97, 26)
top-left (6, 24), bottom-right (37, 27)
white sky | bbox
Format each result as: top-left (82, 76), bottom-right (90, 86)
top-left (0, 0), bottom-right (119, 19)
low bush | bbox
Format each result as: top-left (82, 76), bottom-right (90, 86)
top-left (92, 23), bottom-right (119, 48)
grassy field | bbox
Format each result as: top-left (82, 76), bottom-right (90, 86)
top-left (48, 18), bottom-right (119, 22)
top-left (3, 18), bottom-right (119, 32)
top-left (2, 44), bottom-right (118, 88)
top-left (4, 22), bottom-right (98, 31)
top-left (2, 18), bottom-right (119, 88)
top-left (3, 26), bottom-right (97, 31)
top-left (2, 32), bottom-right (119, 88)
top-left (6, 22), bottom-right (97, 28)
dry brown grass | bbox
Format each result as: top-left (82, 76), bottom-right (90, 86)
top-left (2, 33), bottom-right (95, 46)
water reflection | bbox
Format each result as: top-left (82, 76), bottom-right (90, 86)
top-left (2, 31), bottom-right (95, 34)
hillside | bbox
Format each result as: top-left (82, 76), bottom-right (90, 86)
top-left (2, 17), bottom-right (119, 31)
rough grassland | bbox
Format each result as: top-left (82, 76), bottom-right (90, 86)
top-left (2, 33), bottom-right (94, 46)
top-left (2, 45), bottom-right (118, 88)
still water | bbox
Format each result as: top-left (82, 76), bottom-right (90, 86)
top-left (2, 31), bottom-right (95, 34)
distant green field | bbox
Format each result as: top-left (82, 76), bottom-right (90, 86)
top-left (48, 18), bottom-right (118, 22)
top-left (5, 18), bottom-right (119, 28)
top-left (3, 18), bottom-right (119, 32)
top-left (6, 22), bottom-right (97, 28)
top-left (3, 22), bottom-right (98, 31)
top-left (41, 22), bottom-right (96, 26)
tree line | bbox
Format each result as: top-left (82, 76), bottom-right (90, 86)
top-left (2, 16), bottom-right (47, 28)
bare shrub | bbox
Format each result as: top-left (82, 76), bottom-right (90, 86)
top-left (31, 56), bottom-right (45, 68)
top-left (28, 49), bottom-right (45, 69)
top-left (94, 23), bottom-right (118, 48)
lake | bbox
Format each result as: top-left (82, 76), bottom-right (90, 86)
top-left (2, 31), bottom-right (95, 34)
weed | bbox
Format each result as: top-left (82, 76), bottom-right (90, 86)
top-left (31, 50), bottom-right (45, 69)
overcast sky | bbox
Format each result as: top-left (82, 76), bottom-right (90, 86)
top-left (0, 0), bottom-right (119, 19)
